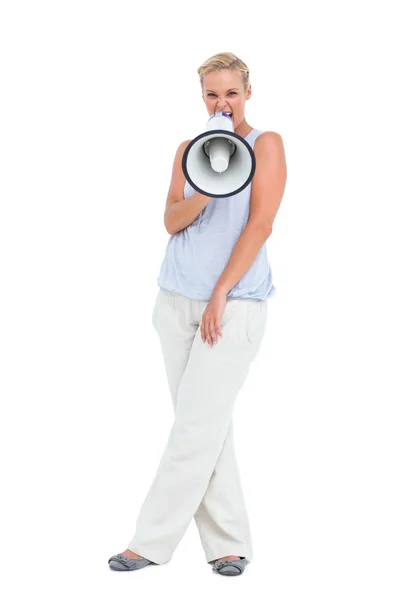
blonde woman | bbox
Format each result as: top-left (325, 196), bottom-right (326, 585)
top-left (109, 52), bottom-right (287, 577)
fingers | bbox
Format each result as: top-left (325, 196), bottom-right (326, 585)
top-left (201, 317), bottom-right (223, 347)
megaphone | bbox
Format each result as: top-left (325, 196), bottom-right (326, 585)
top-left (182, 112), bottom-right (256, 198)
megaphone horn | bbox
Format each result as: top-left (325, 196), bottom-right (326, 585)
top-left (182, 112), bottom-right (256, 199)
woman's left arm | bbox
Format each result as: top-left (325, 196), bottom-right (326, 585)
top-left (200, 132), bottom-right (287, 347)
top-left (214, 131), bottom-right (287, 295)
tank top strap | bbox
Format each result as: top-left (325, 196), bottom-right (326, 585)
top-left (246, 128), bottom-right (264, 145)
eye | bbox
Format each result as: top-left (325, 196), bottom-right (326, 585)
top-left (207, 92), bottom-right (237, 97)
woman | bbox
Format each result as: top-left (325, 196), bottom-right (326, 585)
top-left (108, 52), bottom-right (287, 577)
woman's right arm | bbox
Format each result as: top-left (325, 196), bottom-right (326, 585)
top-left (164, 140), bottom-right (212, 235)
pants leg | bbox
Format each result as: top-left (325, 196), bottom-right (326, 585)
top-left (127, 288), bottom-right (268, 565)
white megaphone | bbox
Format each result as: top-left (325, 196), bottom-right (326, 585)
top-left (182, 112), bottom-right (256, 198)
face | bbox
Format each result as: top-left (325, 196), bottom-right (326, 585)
top-left (202, 68), bottom-right (251, 129)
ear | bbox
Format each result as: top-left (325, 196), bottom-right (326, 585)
top-left (246, 85), bottom-right (252, 100)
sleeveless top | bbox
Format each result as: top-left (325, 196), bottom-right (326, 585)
top-left (157, 128), bottom-right (276, 302)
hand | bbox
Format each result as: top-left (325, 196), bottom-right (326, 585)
top-left (201, 288), bottom-right (227, 347)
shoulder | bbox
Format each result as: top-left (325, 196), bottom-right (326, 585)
top-left (255, 130), bottom-right (284, 147)
top-left (254, 131), bottom-right (286, 162)
top-left (172, 139), bottom-right (192, 156)
top-left (172, 139), bottom-right (192, 164)
top-left (169, 140), bottom-right (193, 170)
top-left (180, 139), bottom-right (193, 150)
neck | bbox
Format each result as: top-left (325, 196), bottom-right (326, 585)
top-left (234, 118), bottom-right (252, 138)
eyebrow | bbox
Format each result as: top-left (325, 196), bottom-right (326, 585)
top-left (205, 88), bottom-right (239, 92)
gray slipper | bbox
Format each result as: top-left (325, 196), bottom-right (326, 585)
top-left (108, 553), bottom-right (153, 571)
top-left (212, 557), bottom-right (248, 576)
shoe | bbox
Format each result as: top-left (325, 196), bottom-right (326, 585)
top-left (108, 553), bottom-right (153, 571)
top-left (212, 557), bottom-right (248, 576)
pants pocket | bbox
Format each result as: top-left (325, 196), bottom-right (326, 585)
top-left (244, 300), bottom-right (268, 344)
top-left (151, 291), bottom-right (161, 328)
top-left (152, 288), bottom-right (176, 329)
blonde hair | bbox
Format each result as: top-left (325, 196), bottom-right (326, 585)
top-left (197, 52), bottom-right (250, 92)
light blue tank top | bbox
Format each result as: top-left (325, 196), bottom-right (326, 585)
top-left (157, 128), bottom-right (276, 302)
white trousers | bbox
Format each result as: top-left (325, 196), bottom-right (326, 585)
top-left (127, 288), bottom-right (268, 564)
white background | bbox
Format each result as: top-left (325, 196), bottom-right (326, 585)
top-left (1, 1), bottom-right (399, 598)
